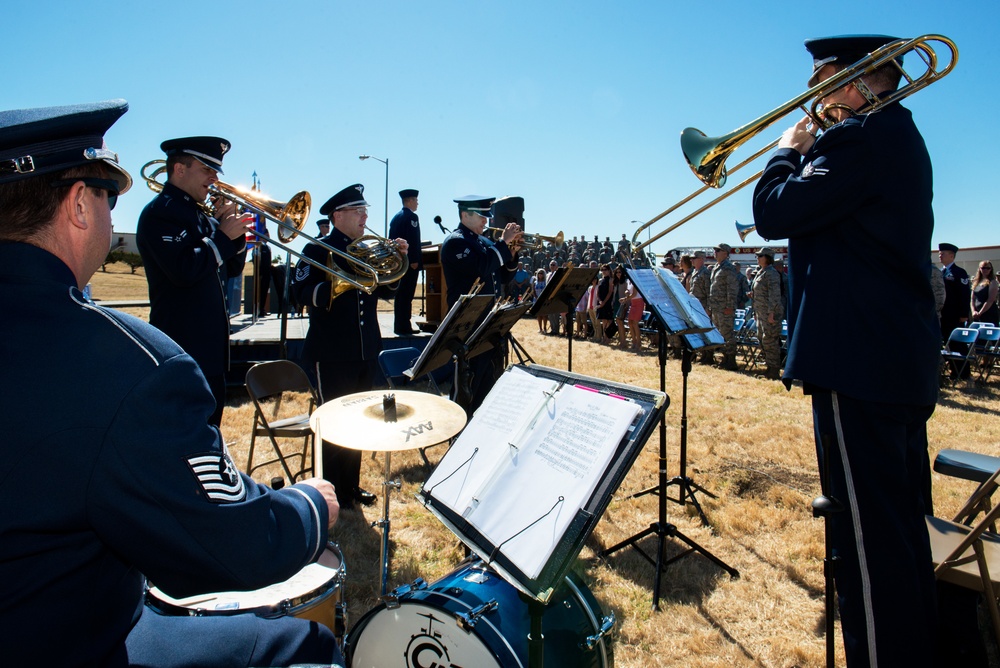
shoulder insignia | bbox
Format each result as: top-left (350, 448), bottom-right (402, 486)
top-left (411, 220), bottom-right (418, 228)
top-left (295, 264), bottom-right (310, 282)
top-left (456, 248), bottom-right (470, 260)
top-left (187, 447), bottom-right (246, 503)
top-left (800, 162), bottom-right (829, 179)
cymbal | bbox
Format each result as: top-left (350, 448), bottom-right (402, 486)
top-left (309, 390), bottom-right (467, 452)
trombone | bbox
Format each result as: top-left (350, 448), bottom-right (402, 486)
top-left (631, 34), bottom-right (957, 252)
top-left (140, 160), bottom-right (407, 298)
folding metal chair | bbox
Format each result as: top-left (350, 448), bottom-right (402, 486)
top-left (934, 449), bottom-right (1000, 529)
top-left (941, 327), bottom-right (979, 387)
top-left (245, 361), bottom-right (319, 485)
top-left (378, 347), bottom-right (445, 467)
top-left (973, 326), bottom-right (1000, 383)
top-left (926, 464), bottom-right (1000, 647)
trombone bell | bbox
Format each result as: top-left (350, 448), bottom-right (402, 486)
top-left (735, 221), bottom-right (756, 242)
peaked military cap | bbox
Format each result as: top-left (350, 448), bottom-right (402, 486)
top-left (398, 188), bottom-right (418, 200)
top-left (0, 98), bottom-right (132, 192)
top-left (316, 218), bottom-right (331, 229)
top-left (805, 34), bottom-right (901, 86)
top-left (756, 247), bottom-right (776, 258)
top-left (454, 195), bottom-right (494, 217)
top-left (160, 136), bottom-right (230, 174)
top-left (939, 242), bottom-right (959, 253)
top-left (320, 183), bottom-right (369, 216)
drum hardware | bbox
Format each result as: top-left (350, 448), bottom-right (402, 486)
top-left (310, 390), bottom-right (468, 596)
top-left (582, 614), bottom-right (616, 652)
top-left (456, 599), bottom-right (499, 631)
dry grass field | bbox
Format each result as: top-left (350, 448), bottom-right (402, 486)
top-left (91, 264), bottom-right (1000, 667)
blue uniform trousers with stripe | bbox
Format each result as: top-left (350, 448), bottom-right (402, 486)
top-left (812, 390), bottom-right (937, 667)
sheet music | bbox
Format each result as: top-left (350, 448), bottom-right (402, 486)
top-left (425, 372), bottom-right (641, 579)
top-left (423, 367), bottom-right (560, 513)
top-left (627, 267), bottom-right (713, 336)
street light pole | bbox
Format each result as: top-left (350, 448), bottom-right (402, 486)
top-left (359, 155), bottom-right (389, 237)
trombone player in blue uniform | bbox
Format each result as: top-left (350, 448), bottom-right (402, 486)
top-left (136, 136), bottom-right (250, 426)
top-left (753, 36), bottom-right (941, 666)
top-left (0, 100), bottom-right (342, 667)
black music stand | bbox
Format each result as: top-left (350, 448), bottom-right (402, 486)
top-left (527, 266), bottom-right (598, 371)
top-left (405, 292), bottom-right (493, 409)
top-left (598, 267), bottom-right (737, 611)
top-left (465, 301), bottom-right (533, 362)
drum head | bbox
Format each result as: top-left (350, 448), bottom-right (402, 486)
top-left (349, 601), bottom-right (506, 668)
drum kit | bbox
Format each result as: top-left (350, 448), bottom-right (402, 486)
top-left (145, 389), bottom-right (615, 667)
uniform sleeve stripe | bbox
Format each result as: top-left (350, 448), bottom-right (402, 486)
top-left (312, 284), bottom-right (322, 308)
top-left (203, 237), bottom-right (223, 266)
top-left (766, 159), bottom-right (799, 173)
top-left (490, 246), bottom-right (504, 263)
top-left (288, 487), bottom-right (324, 559)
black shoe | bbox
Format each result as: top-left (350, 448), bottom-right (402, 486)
top-left (394, 327), bottom-right (419, 336)
top-left (353, 487), bottom-right (377, 506)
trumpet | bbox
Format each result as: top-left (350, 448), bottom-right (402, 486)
top-left (631, 34), bottom-right (957, 252)
top-left (140, 160), bottom-right (407, 299)
top-left (483, 227), bottom-right (564, 251)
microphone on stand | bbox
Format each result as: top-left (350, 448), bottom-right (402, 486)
top-left (434, 215), bottom-right (449, 235)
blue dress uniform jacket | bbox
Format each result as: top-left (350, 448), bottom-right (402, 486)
top-left (388, 206), bottom-right (422, 270)
top-left (137, 182), bottom-right (247, 378)
top-left (0, 243), bottom-right (329, 667)
top-left (441, 224), bottom-right (517, 308)
top-left (753, 102), bottom-right (940, 406)
top-left (291, 228), bottom-right (396, 364)
top-left (941, 262), bottom-right (971, 335)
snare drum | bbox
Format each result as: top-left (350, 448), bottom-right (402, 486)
top-left (146, 543), bottom-right (346, 635)
top-left (347, 561), bottom-right (613, 668)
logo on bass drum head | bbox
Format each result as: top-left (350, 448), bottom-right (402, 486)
top-left (405, 613), bottom-right (463, 668)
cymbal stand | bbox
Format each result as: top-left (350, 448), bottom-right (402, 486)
top-left (372, 395), bottom-right (402, 596)
top-left (599, 324), bottom-right (738, 610)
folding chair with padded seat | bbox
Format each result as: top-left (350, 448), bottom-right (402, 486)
top-left (927, 464), bottom-right (1000, 646)
top-left (377, 347), bottom-right (445, 467)
top-left (941, 327), bottom-right (980, 386)
top-left (934, 449), bottom-right (1000, 528)
top-left (245, 360), bottom-right (319, 485)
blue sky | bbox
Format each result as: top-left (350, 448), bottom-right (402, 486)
top-left (7, 1), bottom-right (995, 257)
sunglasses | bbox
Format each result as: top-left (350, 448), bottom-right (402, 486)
top-left (51, 177), bottom-right (120, 210)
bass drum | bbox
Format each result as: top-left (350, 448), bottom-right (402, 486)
top-left (347, 561), bottom-right (613, 668)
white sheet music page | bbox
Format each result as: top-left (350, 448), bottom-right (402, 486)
top-left (466, 384), bottom-right (641, 578)
top-left (422, 366), bottom-right (560, 515)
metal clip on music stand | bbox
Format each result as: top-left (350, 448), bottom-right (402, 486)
top-left (598, 267), bottom-right (738, 611)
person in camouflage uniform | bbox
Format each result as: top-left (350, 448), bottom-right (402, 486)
top-left (751, 247), bottom-right (784, 379)
top-left (689, 250), bottom-right (713, 363)
top-left (709, 243), bottom-right (739, 369)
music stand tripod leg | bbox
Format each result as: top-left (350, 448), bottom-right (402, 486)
top-left (600, 329), bottom-right (738, 611)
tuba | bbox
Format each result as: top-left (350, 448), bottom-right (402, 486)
top-left (140, 160), bottom-right (407, 302)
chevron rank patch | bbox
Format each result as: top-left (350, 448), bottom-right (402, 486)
top-left (186, 447), bottom-right (246, 503)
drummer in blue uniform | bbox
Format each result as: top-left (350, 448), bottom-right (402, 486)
top-left (136, 135), bottom-right (251, 426)
top-left (292, 183), bottom-right (410, 509)
top-left (752, 35), bottom-right (940, 666)
top-left (0, 100), bottom-right (342, 667)
top-left (388, 188), bottom-right (422, 334)
top-left (441, 195), bottom-right (521, 409)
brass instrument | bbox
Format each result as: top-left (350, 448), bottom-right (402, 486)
top-left (140, 160), bottom-right (407, 301)
top-left (736, 221), bottom-right (756, 242)
top-left (483, 227), bottom-right (564, 251)
top-left (631, 34), bottom-right (957, 252)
